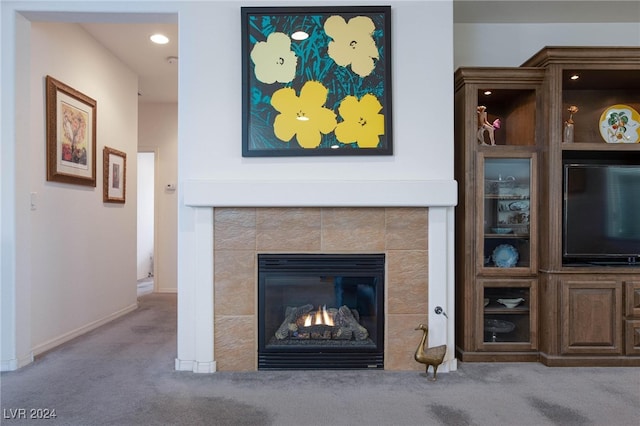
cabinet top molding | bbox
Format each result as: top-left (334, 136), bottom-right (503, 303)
top-left (522, 46), bottom-right (640, 67)
top-left (454, 68), bottom-right (545, 92)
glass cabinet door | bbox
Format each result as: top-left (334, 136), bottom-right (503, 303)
top-left (477, 279), bottom-right (537, 349)
top-left (479, 154), bottom-right (536, 273)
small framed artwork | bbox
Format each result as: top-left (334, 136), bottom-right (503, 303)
top-left (46, 75), bottom-right (97, 186)
top-left (241, 6), bottom-right (392, 157)
top-left (103, 147), bottom-right (126, 203)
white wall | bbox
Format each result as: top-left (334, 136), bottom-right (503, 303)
top-left (2, 20), bottom-right (140, 366)
top-left (177, 1), bottom-right (454, 182)
top-left (454, 22), bottom-right (640, 68)
top-left (138, 103), bottom-right (178, 292)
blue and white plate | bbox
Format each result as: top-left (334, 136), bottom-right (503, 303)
top-left (492, 244), bottom-right (519, 268)
top-left (509, 200), bottom-right (529, 211)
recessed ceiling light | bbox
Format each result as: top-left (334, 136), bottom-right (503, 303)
top-left (483, 90), bottom-right (492, 95)
top-left (150, 34), bottom-right (169, 44)
top-left (291, 31), bottom-right (309, 41)
top-left (570, 74), bottom-right (580, 80)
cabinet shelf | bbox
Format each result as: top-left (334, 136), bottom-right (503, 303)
top-left (484, 306), bottom-right (529, 314)
top-left (484, 195), bottom-right (530, 200)
top-left (562, 143), bottom-right (640, 151)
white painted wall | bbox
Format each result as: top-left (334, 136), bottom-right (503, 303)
top-left (177, 1), bottom-right (454, 182)
top-left (1, 19), bottom-right (139, 367)
top-left (138, 103), bottom-right (178, 292)
top-left (29, 22), bottom-right (138, 354)
top-left (454, 22), bottom-right (640, 68)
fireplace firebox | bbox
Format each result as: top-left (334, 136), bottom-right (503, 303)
top-left (258, 254), bottom-right (385, 369)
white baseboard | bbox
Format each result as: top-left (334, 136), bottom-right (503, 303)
top-left (175, 358), bottom-right (216, 373)
top-left (0, 352), bottom-right (33, 372)
top-left (31, 302), bottom-right (138, 357)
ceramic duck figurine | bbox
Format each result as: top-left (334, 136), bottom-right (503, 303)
top-left (414, 324), bottom-right (447, 381)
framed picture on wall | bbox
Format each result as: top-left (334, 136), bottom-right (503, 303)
top-left (241, 6), bottom-right (393, 157)
top-left (103, 146), bottom-right (126, 203)
top-left (45, 75), bottom-right (97, 186)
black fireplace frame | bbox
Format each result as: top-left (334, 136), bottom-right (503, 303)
top-left (258, 253), bottom-right (385, 369)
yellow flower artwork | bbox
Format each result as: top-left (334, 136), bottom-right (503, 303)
top-left (242, 7), bottom-right (391, 156)
top-left (250, 32), bottom-right (298, 84)
top-left (324, 15), bottom-right (379, 78)
top-left (335, 94), bottom-right (384, 148)
top-left (271, 81), bottom-right (338, 149)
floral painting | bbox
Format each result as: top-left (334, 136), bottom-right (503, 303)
top-left (60, 103), bottom-right (89, 165)
top-left (46, 75), bottom-right (97, 186)
top-left (241, 6), bottom-right (392, 157)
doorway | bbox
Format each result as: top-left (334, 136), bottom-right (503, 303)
top-left (137, 151), bottom-right (156, 295)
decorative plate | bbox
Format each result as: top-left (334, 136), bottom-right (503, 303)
top-left (492, 244), bottom-right (519, 268)
top-left (599, 104), bottom-right (640, 144)
top-left (491, 227), bottom-right (513, 234)
top-left (483, 319), bottom-right (515, 333)
top-left (509, 200), bottom-right (529, 211)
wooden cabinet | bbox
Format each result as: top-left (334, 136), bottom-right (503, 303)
top-left (559, 278), bottom-right (622, 355)
top-left (526, 47), bottom-right (640, 366)
top-left (455, 47), bottom-right (640, 366)
top-left (625, 281), bottom-right (640, 355)
top-left (454, 68), bottom-right (544, 362)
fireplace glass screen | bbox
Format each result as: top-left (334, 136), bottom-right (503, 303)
top-left (258, 254), bottom-right (384, 369)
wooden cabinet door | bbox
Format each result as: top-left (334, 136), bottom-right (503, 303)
top-left (625, 320), bottom-right (640, 356)
top-left (560, 279), bottom-right (622, 355)
top-left (625, 281), bottom-right (640, 317)
top-left (625, 282), bottom-right (640, 356)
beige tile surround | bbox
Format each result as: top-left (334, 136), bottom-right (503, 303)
top-left (213, 207), bottom-right (429, 371)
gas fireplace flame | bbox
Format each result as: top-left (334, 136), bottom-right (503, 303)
top-left (303, 305), bottom-right (334, 327)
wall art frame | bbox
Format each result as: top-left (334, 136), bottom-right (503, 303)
top-left (46, 75), bottom-right (97, 186)
top-left (241, 6), bottom-right (392, 157)
top-left (103, 146), bottom-right (126, 203)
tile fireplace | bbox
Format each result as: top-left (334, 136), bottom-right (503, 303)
top-left (212, 207), bottom-right (434, 371)
top-left (179, 180), bottom-right (457, 374)
top-left (258, 253), bottom-right (385, 369)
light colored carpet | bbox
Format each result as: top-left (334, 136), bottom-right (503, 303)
top-left (1, 293), bottom-right (639, 425)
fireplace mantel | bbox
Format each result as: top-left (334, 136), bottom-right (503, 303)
top-left (183, 179), bottom-right (457, 207)
top-left (176, 179), bottom-right (458, 374)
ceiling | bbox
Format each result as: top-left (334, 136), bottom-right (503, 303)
top-left (75, 1), bottom-right (637, 104)
top-left (80, 22), bottom-right (178, 104)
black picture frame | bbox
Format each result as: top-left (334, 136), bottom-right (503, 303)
top-left (241, 6), bottom-right (393, 157)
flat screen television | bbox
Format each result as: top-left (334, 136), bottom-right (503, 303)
top-left (563, 159), bottom-right (640, 266)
